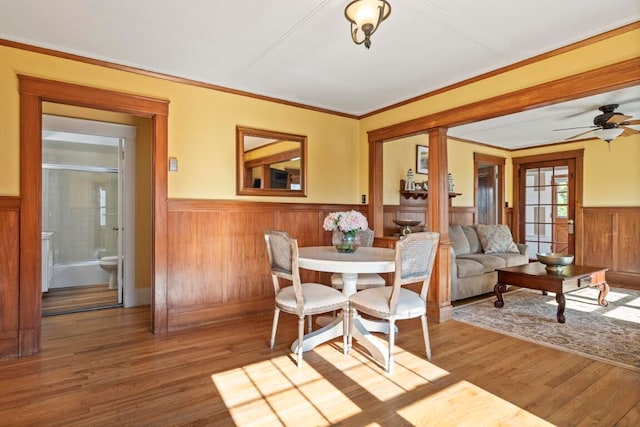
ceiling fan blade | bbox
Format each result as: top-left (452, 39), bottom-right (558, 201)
top-left (621, 126), bottom-right (640, 137)
top-left (606, 114), bottom-right (632, 124)
top-left (564, 129), bottom-right (597, 140)
top-left (621, 119), bottom-right (640, 126)
top-left (553, 125), bottom-right (597, 131)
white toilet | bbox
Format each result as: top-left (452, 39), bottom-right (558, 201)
top-left (99, 255), bottom-right (119, 289)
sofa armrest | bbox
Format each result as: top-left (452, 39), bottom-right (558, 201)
top-left (517, 243), bottom-right (529, 258)
top-left (450, 247), bottom-right (458, 287)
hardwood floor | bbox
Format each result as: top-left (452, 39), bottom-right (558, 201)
top-left (0, 306), bottom-right (638, 426)
top-left (42, 284), bottom-right (119, 316)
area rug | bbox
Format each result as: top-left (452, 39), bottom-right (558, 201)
top-left (452, 286), bottom-right (640, 372)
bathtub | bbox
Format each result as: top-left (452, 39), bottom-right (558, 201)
top-left (49, 260), bottom-right (110, 289)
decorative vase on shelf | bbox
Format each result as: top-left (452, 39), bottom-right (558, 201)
top-left (332, 230), bottom-right (361, 253)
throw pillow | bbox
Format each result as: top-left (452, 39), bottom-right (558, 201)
top-left (475, 224), bottom-right (520, 254)
top-left (449, 224), bottom-right (471, 255)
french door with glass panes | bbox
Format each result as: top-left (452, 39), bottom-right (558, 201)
top-left (520, 159), bottom-right (575, 256)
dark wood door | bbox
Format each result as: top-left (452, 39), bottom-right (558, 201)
top-left (477, 165), bottom-right (497, 224)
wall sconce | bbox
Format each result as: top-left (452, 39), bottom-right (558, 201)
top-left (345, 0), bottom-right (391, 49)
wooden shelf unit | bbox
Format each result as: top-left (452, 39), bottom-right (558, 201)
top-left (399, 180), bottom-right (460, 201)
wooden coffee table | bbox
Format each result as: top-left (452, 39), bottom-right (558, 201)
top-left (494, 263), bottom-right (609, 323)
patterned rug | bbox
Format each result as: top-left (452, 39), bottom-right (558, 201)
top-left (453, 286), bottom-right (640, 372)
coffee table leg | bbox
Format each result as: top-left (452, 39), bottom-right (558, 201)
top-left (494, 283), bottom-right (507, 308)
top-left (593, 282), bottom-right (610, 306)
top-left (556, 293), bottom-right (566, 323)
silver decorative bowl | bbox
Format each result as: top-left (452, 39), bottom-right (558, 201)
top-left (392, 219), bottom-right (421, 236)
top-left (536, 252), bottom-right (574, 272)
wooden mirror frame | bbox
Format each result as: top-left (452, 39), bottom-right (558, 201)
top-left (236, 126), bottom-right (307, 197)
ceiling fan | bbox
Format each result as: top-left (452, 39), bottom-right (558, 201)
top-left (555, 104), bottom-right (640, 143)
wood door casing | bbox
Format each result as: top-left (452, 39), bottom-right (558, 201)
top-left (18, 75), bottom-right (169, 357)
top-left (512, 150), bottom-right (583, 262)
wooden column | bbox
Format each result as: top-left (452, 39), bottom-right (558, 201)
top-left (427, 128), bottom-right (452, 323)
top-left (18, 88), bottom-right (42, 356)
top-left (369, 136), bottom-right (384, 237)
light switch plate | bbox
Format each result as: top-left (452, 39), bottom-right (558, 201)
top-left (169, 157), bottom-right (178, 172)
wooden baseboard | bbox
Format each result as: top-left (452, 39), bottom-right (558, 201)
top-left (606, 271), bottom-right (640, 288)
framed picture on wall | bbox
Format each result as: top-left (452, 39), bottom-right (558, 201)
top-left (416, 145), bottom-right (428, 174)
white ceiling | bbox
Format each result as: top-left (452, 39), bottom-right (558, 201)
top-left (1, 0), bottom-right (639, 148)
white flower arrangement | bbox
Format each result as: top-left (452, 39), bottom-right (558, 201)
top-left (323, 210), bottom-right (368, 234)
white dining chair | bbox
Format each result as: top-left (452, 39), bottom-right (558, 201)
top-left (348, 231), bottom-right (440, 373)
top-left (264, 230), bottom-right (349, 367)
top-left (330, 228), bottom-right (386, 290)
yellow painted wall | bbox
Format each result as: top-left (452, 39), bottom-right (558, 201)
top-left (383, 134), bottom-right (428, 205)
top-left (447, 140), bottom-right (511, 207)
top-left (382, 135), bottom-right (512, 207)
top-left (383, 135), bottom-right (640, 209)
top-left (359, 28), bottom-right (640, 208)
top-left (511, 134), bottom-right (640, 206)
top-left (1, 28), bottom-right (639, 209)
top-left (0, 44), bottom-right (360, 204)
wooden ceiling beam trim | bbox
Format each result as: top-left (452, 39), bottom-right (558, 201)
top-left (368, 57), bottom-right (640, 143)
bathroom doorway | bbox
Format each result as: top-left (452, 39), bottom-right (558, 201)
top-left (41, 115), bottom-right (136, 316)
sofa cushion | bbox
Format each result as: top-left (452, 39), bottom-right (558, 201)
top-left (449, 224), bottom-right (471, 255)
top-left (458, 253), bottom-right (507, 272)
top-left (490, 252), bottom-right (529, 267)
top-left (475, 224), bottom-right (519, 254)
top-left (455, 258), bottom-right (485, 278)
top-left (462, 225), bottom-right (482, 253)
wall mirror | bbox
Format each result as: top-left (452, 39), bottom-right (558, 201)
top-left (236, 126), bottom-right (307, 196)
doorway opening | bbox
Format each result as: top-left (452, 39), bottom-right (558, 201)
top-left (474, 153), bottom-right (505, 226)
top-left (41, 115), bottom-right (137, 316)
top-left (512, 150), bottom-right (583, 260)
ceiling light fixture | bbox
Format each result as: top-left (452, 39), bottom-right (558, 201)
top-left (593, 127), bottom-right (623, 143)
top-left (345, 0), bottom-right (391, 49)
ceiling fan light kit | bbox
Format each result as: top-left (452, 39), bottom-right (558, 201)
top-left (345, 0), bottom-right (391, 49)
top-left (593, 127), bottom-right (624, 143)
top-left (557, 103), bottom-right (640, 145)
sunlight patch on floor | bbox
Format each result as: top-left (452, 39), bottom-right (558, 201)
top-left (211, 355), bottom-right (360, 426)
top-left (397, 380), bottom-right (554, 426)
top-left (543, 287), bottom-right (631, 313)
top-left (324, 344), bottom-right (449, 400)
top-left (544, 296), bottom-right (601, 313)
top-left (211, 343), bottom-right (453, 426)
top-left (604, 305), bottom-right (640, 324)
top-left (541, 288), bottom-right (640, 323)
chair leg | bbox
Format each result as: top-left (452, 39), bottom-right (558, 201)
top-left (297, 316), bottom-right (304, 367)
top-left (387, 318), bottom-right (396, 374)
top-left (342, 306), bottom-right (348, 355)
top-left (347, 307), bottom-right (354, 354)
top-left (269, 307), bottom-right (280, 349)
top-left (307, 315), bottom-right (313, 333)
top-left (421, 314), bottom-right (431, 360)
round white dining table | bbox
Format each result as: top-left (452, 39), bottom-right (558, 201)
top-left (295, 246), bottom-right (396, 366)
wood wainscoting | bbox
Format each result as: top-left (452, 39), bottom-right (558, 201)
top-left (166, 200), bottom-right (475, 330)
top-left (580, 206), bottom-right (640, 286)
top-left (0, 197), bottom-right (20, 359)
top-left (166, 199), bottom-right (368, 330)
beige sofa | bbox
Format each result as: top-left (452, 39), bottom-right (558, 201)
top-left (450, 224), bottom-right (529, 301)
